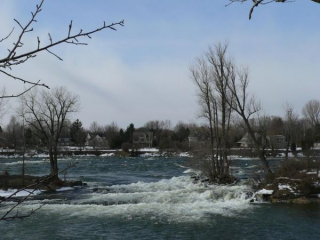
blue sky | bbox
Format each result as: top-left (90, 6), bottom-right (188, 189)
top-left (0, 0), bottom-right (319, 128)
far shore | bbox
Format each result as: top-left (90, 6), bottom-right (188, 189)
top-left (1, 147), bottom-right (320, 159)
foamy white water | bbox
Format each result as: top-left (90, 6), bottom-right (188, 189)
top-left (8, 176), bottom-right (253, 223)
top-left (48, 176), bottom-right (253, 222)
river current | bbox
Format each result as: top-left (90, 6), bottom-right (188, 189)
top-left (0, 156), bottom-right (320, 240)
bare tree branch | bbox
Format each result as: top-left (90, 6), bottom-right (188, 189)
top-left (0, 20), bottom-right (125, 64)
top-left (0, 0), bottom-right (124, 99)
top-left (0, 70), bottom-right (49, 89)
top-left (226, 0), bottom-right (298, 19)
top-left (7, 0), bottom-right (44, 60)
top-left (0, 27), bottom-right (15, 43)
top-left (46, 49), bottom-right (63, 61)
top-left (0, 81), bottom-right (41, 99)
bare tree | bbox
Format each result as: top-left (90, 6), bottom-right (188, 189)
top-left (206, 43), bottom-right (234, 178)
top-left (90, 121), bottom-right (104, 135)
top-left (227, 66), bottom-right (273, 175)
top-left (0, 0), bottom-right (124, 98)
top-left (190, 43), bottom-right (235, 181)
top-left (190, 57), bottom-right (217, 179)
top-left (227, 0), bottom-right (320, 20)
top-left (104, 122), bottom-right (120, 135)
top-left (21, 86), bottom-right (79, 177)
top-left (283, 103), bottom-right (299, 159)
top-left (302, 99), bottom-right (320, 127)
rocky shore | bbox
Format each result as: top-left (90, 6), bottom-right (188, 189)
top-left (255, 170), bottom-right (320, 203)
top-left (0, 174), bottom-right (84, 192)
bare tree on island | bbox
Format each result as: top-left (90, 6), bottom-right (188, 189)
top-left (0, 0), bottom-right (124, 99)
top-left (206, 44), bottom-right (234, 179)
top-left (21, 87), bottom-right (79, 177)
top-left (190, 43), bottom-right (234, 182)
top-left (191, 42), bottom-right (273, 180)
top-left (190, 58), bottom-right (217, 180)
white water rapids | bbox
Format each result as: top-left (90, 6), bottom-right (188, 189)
top-left (6, 176), bottom-right (254, 223)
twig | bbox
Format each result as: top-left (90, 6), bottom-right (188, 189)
top-left (46, 49), bottom-right (63, 61)
top-left (0, 27), bottom-right (15, 43)
top-left (0, 81), bottom-right (41, 99)
top-left (0, 70), bottom-right (49, 89)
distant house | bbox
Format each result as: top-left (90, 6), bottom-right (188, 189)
top-left (237, 133), bottom-right (286, 149)
top-left (269, 135), bottom-right (286, 149)
top-left (237, 133), bottom-right (254, 148)
top-left (58, 137), bottom-right (74, 147)
top-left (85, 134), bottom-right (109, 149)
top-left (133, 132), bottom-right (153, 148)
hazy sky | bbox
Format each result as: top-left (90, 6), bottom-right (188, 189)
top-left (0, 0), bottom-right (319, 129)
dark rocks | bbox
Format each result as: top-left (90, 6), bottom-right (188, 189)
top-left (0, 174), bottom-right (86, 192)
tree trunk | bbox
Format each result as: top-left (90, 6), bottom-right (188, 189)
top-left (53, 145), bottom-right (59, 178)
top-left (49, 146), bottom-right (54, 173)
top-left (208, 105), bottom-right (217, 178)
top-left (244, 118), bottom-right (273, 175)
top-left (220, 96), bottom-right (229, 178)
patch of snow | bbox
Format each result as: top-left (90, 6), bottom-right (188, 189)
top-left (56, 187), bottom-right (74, 192)
top-left (278, 184), bottom-right (294, 192)
top-left (99, 153), bottom-right (115, 157)
top-left (32, 153), bottom-right (50, 158)
top-left (76, 154), bottom-right (96, 157)
top-left (276, 177), bottom-right (289, 180)
top-left (138, 148), bottom-right (159, 152)
top-left (306, 172), bottom-right (317, 175)
top-left (256, 189), bottom-right (274, 195)
top-left (230, 157), bottom-right (259, 160)
top-left (179, 152), bottom-right (191, 157)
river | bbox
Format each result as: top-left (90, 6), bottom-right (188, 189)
top-left (0, 156), bottom-right (320, 240)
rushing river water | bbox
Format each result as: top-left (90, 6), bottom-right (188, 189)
top-left (0, 156), bottom-right (320, 240)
